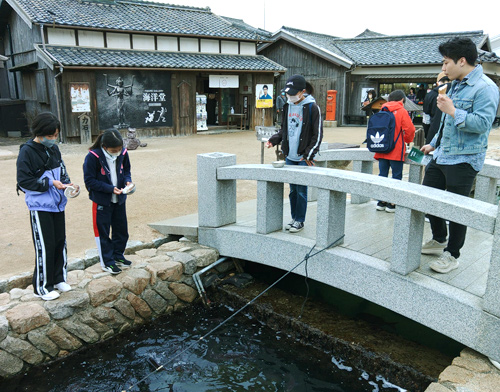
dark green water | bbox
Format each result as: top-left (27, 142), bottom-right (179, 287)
top-left (0, 303), bottom-right (406, 392)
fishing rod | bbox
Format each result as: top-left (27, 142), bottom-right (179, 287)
top-left (121, 234), bottom-right (344, 392)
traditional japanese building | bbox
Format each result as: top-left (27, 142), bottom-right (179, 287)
top-left (0, 0), bottom-right (285, 141)
top-left (258, 27), bottom-right (500, 126)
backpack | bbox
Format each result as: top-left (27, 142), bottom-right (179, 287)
top-left (366, 107), bottom-right (401, 154)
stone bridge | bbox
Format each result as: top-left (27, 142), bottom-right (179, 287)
top-left (180, 147), bottom-right (500, 364)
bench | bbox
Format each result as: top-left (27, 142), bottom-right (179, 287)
top-left (344, 114), bottom-right (367, 125)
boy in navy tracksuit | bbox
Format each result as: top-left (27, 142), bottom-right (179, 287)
top-left (83, 129), bottom-right (132, 274)
top-left (16, 112), bottom-right (73, 300)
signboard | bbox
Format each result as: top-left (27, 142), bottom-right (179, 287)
top-left (96, 71), bottom-right (172, 129)
top-left (79, 114), bottom-right (91, 144)
top-left (70, 83), bottom-right (91, 113)
top-left (361, 87), bottom-right (376, 106)
top-left (256, 83), bottom-right (273, 109)
top-left (209, 75), bottom-right (239, 88)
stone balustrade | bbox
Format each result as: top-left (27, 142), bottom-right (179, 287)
top-left (0, 239), bottom-right (222, 378)
top-left (314, 144), bottom-right (500, 204)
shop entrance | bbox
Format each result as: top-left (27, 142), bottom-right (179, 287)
top-left (200, 79), bottom-right (238, 127)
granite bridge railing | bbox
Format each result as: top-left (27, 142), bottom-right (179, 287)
top-left (196, 151), bottom-right (500, 363)
top-left (313, 144), bottom-right (500, 205)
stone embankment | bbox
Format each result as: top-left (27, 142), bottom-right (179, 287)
top-left (425, 348), bottom-right (500, 392)
top-left (0, 238), bottom-right (224, 378)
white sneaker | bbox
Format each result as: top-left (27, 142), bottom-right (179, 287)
top-left (55, 282), bottom-right (72, 292)
top-left (34, 291), bottom-right (60, 301)
top-left (489, 357), bottom-right (500, 371)
top-left (421, 239), bottom-right (446, 255)
top-left (285, 219), bottom-right (295, 230)
top-left (429, 251), bottom-right (459, 274)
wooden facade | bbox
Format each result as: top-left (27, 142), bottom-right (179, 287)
top-left (258, 40), bottom-right (345, 122)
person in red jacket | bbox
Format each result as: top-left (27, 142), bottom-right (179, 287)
top-left (375, 90), bottom-right (415, 212)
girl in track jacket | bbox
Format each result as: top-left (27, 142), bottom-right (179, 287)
top-left (83, 129), bottom-right (132, 275)
top-left (16, 112), bottom-right (73, 301)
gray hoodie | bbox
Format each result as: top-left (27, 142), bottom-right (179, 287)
top-left (286, 94), bottom-right (316, 161)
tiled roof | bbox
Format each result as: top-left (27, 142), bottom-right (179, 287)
top-left (11, 0), bottom-right (261, 40)
top-left (276, 28), bottom-right (500, 66)
top-left (355, 29), bottom-right (386, 38)
top-left (221, 16), bottom-right (272, 40)
top-left (37, 45), bottom-right (286, 71)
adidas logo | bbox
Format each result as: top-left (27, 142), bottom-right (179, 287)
top-left (370, 132), bottom-right (385, 143)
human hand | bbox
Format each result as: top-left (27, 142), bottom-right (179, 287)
top-left (300, 158), bottom-right (315, 166)
top-left (437, 95), bottom-right (456, 117)
top-left (53, 180), bottom-right (71, 190)
top-left (265, 141), bottom-right (273, 148)
top-left (420, 144), bottom-right (435, 154)
top-left (113, 187), bottom-right (123, 195)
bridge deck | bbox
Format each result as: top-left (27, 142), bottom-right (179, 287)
top-left (150, 197), bottom-right (492, 298)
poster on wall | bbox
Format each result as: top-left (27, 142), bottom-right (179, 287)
top-left (255, 83), bottom-right (273, 109)
top-left (70, 83), bottom-right (91, 113)
top-left (96, 71), bottom-right (172, 129)
top-left (361, 87), bottom-right (376, 107)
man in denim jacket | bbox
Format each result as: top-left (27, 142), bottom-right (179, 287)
top-left (420, 37), bottom-right (500, 274)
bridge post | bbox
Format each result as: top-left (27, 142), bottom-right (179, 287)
top-left (256, 180), bottom-right (284, 234)
top-left (390, 206), bottom-right (425, 275)
top-left (474, 174), bottom-right (497, 204)
top-left (483, 208), bottom-right (500, 317)
top-left (407, 162), bottom-right (424, 184)
top-left (308, 142), bottom-right (328, 202)
top-left (316, 189), bottom-right (346, 248)
top-left (351, 160), bottom-right (373, 204)
top-left (197, 152), bottom-right (236, 228)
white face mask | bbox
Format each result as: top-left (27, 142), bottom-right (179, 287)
top-left (287, 93), bottom-right (301, 104)
top-left (103, 148), bottom-right (120, 160)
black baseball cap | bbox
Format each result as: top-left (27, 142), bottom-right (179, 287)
top-left (282, 74), bottom-right (306, 95)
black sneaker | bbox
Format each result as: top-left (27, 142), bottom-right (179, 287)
top-left (103, 264), bottom-right (122, 275)
top-left (116, 258), bottom-right (132, 267)
top-left (385, 203), bottom-right (396, 213)
top-left (289, 221), bottom-right (304, 233)
top-left (376, 201), bottom-right (387, 211)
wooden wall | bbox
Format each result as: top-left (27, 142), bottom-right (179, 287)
top-left (259, 40), bottom-right (345, 122)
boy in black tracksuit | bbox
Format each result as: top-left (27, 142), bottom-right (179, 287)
top-left (83, 129), bottom-right (132, 274)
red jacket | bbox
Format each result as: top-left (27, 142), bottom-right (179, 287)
top-left (374, 101), bottom-right (415, 162)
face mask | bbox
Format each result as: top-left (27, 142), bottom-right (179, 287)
top-left (103, 148), bottom-right (120, 159)
top-left (40, 137), bottom-right (56, 148)
top-left (287, 93), bottom-right (301, 104)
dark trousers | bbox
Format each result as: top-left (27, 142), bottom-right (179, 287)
top-left (378, 158), bottom-right (404, 180)
top-left (286, 158), bottom-right (308, 222)
top-left (30, 210), bottom-right (67, 295)
top-left (93, 202), bottom-right (129, 268)
top-left (422, 160), bottom-right (478, 258)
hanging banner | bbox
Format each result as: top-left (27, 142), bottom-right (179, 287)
top-left (256, 83), bottom-right (273, 108)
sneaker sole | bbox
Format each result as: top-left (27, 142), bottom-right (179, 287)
top-left (421, 248), bottom-right (446, 255)
top-left (376, 206), bottom-right (386, 211)
top-left (430, 262), bottom-right (459, 274)
top-left (385, 208), bottom-right (395, 213)
top-left (103, 268), bottom-right (121, 275)
top-left (116, 262), bottom-right (131, 268)
top-left (289, 228), bottom-right (304, 233)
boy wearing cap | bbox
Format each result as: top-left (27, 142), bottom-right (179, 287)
top-left (420, 37), bottom-right (499, 273)
top-left (266, 74), bottom-right (323, 233)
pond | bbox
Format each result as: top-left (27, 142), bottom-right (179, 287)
top-left (1, 303), bottom-right (407, 392)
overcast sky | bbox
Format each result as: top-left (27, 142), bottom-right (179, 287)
top-left (155, 0), bottom-right (500, 40)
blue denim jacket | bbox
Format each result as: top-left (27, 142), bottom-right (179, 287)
top-left (431, 65), bottom-right (499, 157)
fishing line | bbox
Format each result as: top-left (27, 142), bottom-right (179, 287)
top-left (121, 234), bottom-right (344, 392)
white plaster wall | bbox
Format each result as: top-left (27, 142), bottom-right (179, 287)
top-left (107, 32), bottom-right (131, 49)
top-left (240, 42), bottom-right (256, 55)
top-left (78, 30), bottom-right (105, 48)
top-left (179, 37), bottom-right (198, 52)
top-left (133, 34), bottom-right (155, 50)
top-left (200, 39), bottom-right (219, 53)
top-left (157, 36), bottom-right (178, 51)
top-left (221, 40), bottom-right (239, 54)
top-left (47, 28), bottom-right (76, 46)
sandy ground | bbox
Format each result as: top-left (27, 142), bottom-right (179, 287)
top-left (0, 126), bottom-right (366, 280)
top-left (2, 125), bottom-right (500, 280)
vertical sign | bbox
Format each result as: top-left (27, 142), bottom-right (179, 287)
top-left (79, 114), bottom-right (92, 145)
